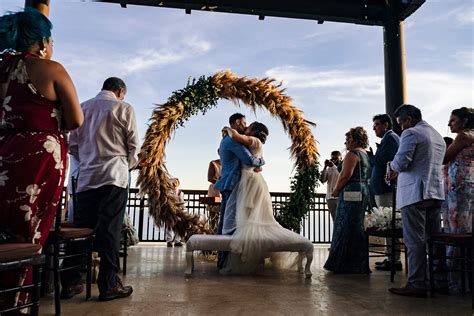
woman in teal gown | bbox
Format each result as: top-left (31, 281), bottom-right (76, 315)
top-left (324, 127), bottom-right (372, 274)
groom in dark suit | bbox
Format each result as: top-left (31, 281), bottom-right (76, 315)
top-left (368, 114), bottom-right (400, 271)
top-left (214, 113), bottom-right (265, 268)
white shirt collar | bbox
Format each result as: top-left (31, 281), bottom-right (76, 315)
top-left (96, 90), bottom-right (118, 100)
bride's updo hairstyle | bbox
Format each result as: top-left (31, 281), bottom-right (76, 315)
top-left (250, 121), bottom-right (269, 144)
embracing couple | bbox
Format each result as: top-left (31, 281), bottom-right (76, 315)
top-left (214, 113), bottom-right (310, 274)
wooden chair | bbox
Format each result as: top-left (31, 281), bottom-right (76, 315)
top-left (428, 233), bottom-right (472, 304)
top-left (0, 243), bottom-right (45, 316)
top-left (42, 201), bottom-right (94, 315)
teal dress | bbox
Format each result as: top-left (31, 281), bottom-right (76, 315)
top-left (324, 150), bottom-right (371, 274)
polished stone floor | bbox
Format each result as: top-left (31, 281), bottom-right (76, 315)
top-left (39, 244), bottom-right (472, 315)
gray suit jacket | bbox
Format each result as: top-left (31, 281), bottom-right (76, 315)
top-left (390, 120), bottom-right (446, 209)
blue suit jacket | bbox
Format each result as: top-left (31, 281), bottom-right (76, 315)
top-left (214, 136), bottom-right (265, 192)
top-left (369, 130), bottom-right (399, 195)
top-left (390, 120), bottom-right (446, 209)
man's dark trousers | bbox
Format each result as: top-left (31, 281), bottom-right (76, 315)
top-left (62, 185), bottom-right (127, 294)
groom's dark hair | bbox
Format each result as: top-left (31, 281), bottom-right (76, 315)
top-left (229, 113), bottom-right (245, 125)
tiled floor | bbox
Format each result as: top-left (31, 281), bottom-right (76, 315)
top-left (39, 244), bottom-right (472, 315)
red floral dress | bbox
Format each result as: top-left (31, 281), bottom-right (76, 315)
top-left (0, 53), bottom-right (67, 303)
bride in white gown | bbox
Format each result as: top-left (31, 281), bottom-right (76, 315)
top-left (220, 122), bottom-right (311, 275)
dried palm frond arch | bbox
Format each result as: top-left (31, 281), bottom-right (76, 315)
top-left (137, 71), bottom-right (319, 238)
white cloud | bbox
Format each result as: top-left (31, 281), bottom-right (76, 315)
top-left (187, 36), bottom-right (212, 52)
top-left (412, 5), bottom-right (474, 27)
top-left (266, 66), bottom-right (472, 114)
top-left (266, 66), bottom-right (385, 101)
top-left (453, 51), bottom-right (473, 69)
top-left (407, 71), bottom-right (473, 118)
top-left (264, 65), bottom-right (472, 139)
top-left (57, 35), bottom-right (213, 92)
top-left (123, 50), bottom-right (185, 74)
top-left (301, 23), bottom-right (351, 41)
top-left (452, 6), bottom-right (474, 25)
top-left (123, 37), bottom-right (211, 74)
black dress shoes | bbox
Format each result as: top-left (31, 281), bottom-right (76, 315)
top-left (374, 259), bottom-right (388, 266)
top-left (374, 260), bottom-right (402, 271)
top-left (98, 279), bottom-right (133, 301)
top-left (389, 285), bottom-right (427, 298)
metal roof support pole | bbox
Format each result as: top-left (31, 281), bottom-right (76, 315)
top-left (383, 19), bottom-right (406, 134)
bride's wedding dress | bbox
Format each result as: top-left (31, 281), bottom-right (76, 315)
top-left (220, 137), bottom-right (309, 274)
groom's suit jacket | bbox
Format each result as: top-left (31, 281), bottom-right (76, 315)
top-left (369, 130), bottom-right (399, 196)
top-left (214, 135), bottom-right (265, 193)
top-left (390, 120), bottom-right (445, 209)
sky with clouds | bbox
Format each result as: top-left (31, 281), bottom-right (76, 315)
top-left (1, 0), bottom-right (472, 192)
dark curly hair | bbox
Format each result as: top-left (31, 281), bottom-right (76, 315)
top-left (451, 107), bottom-right (474, 129)
top-left (249, 121), bottom-right (269, 144)
top-left (345, 126), bottom-right (369, 148)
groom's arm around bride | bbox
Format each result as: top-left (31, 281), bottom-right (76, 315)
top-left (214, 133), bottom-right (265, 234)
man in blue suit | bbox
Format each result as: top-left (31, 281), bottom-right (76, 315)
top-left (387, 105), bottom-right (446, 298)
top-left (368, 114), bottom-right (401, 271)
top-left (214, 113), bottom-right (265, 267)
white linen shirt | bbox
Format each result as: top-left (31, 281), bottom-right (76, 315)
top-left (69, 90), bottom-right (140, 193)
top-left (320, 165), bottom-right (339, 200)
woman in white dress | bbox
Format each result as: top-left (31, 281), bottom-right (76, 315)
top-left (220, 122), bottom-right (312, 274)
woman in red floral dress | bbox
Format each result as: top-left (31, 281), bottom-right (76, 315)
top-left (0, 8), bottom-right (83, 307)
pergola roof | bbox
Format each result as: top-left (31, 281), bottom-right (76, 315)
top-left (96, 0), bottom-right (425, 26)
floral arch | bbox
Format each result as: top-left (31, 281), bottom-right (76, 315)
top-left (137, 71), bottom-right (319, 238)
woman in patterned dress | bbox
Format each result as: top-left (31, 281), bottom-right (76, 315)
top-left (443, 107), bottom-right (473, 293)
top-left (0, 8), bottom-right (83, 307)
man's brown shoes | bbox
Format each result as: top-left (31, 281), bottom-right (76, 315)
top-left (60, 283), bottom-right (84, 299)
top-left (388, 285), bottom-right (427, 298)
top-left (98, 279), bottom-right (133, 301)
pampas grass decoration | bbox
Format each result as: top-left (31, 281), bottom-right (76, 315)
top-left (137, 71), bottom-right (318, 239)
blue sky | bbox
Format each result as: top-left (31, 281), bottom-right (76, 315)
top-left (1, 0), bottom-right (472, 192)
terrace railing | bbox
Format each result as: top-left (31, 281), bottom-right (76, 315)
top-left (124, 188), bottom-right (332, 244)
top-left (62, 188), bottom-right (332, 244)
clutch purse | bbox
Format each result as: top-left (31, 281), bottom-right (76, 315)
top-left (343, 191), bottom-right (362, 202)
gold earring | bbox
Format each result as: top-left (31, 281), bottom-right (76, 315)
top-left (39, 47), bottom-right (47, 58)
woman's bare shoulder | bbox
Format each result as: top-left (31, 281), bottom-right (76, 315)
top-left (459, 129), bottom-right (474, 139)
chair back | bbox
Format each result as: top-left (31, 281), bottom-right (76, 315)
top-left (71, 175), bottom-right (78, 216)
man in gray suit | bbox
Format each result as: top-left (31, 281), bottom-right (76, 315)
top-left (387, 104), bottom-right (446, 297)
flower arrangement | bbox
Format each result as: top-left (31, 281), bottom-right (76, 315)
top-left (365, 207), bottom-right (402, 231)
